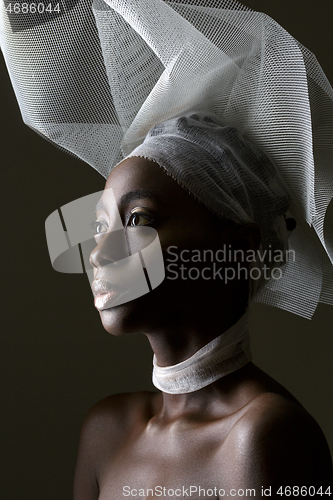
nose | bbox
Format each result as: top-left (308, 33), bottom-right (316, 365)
top-left (89, 229), bottom-right (129, 269)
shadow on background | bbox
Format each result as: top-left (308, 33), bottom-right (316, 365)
top-left (1, 0), bottom-right (332, 498)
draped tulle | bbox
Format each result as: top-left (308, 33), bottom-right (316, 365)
top-left (1, 0), bottom-right (332, 317)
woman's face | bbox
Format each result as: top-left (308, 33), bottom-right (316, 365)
top-left (89, 156), bottom-right (250, 336)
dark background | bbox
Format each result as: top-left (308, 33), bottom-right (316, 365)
top-left (1, 1), bottom-right (332, 499)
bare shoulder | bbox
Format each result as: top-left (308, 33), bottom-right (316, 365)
top-left (79, 391), bottom-right (157, 452)
top-left (73, 391), bottom-right (157, 500)
top-left (223, 392), bottom-right (332, 490)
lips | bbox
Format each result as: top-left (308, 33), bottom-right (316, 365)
top-left (92, 278), bottom-right (127, 311)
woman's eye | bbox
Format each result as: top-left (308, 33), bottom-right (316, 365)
top-left (128, 210), bottom-right (154, 227)
top-left (90, 220), bottom-right (108, 237)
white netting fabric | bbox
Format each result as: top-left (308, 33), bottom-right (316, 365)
top-left (1, 0), bottom-right (332, 318)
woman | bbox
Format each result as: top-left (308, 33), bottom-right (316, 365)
top-left (0, 0), bottom-right (332, 496)
top-left (72, 113), bottom-right (332, 499)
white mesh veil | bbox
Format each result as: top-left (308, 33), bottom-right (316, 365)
top-left (1, 0), bottom-right (332, 318)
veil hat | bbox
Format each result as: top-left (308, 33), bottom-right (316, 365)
top-left (1, 0), bottom-right (332, 318)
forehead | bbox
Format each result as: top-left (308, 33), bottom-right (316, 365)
top-left (99, 155), bottom-right (238, 236)
top-left (105, 156), bottom-right (176, 198)
top-left (99, 156), bottom-right (223, 232)
top-left (102, 156), bottom-right (200, 213)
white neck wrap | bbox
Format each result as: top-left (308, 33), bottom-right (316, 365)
top-left (152, 313), bottom-right (252, 394)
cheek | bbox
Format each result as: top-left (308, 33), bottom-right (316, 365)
top-left (161, 247), bottom-right (248, 306)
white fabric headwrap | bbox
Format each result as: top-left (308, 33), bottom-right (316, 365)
top-left (1, 0), bottom-right (332, 318)
top-left (153, 312), bottom-right (251, 394)
top-left (126, 111), bottom-right (291, 299)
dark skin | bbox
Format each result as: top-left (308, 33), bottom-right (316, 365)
top-left (74, 158), bottom-right (332, 500)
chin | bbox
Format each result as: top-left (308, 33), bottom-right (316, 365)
top-left (98, 297), bottom-right (152, 336)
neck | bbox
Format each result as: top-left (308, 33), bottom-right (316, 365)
top-left (146, 310), bottom-right (251, 399)
top-left (156, 362), bottom-right (255, 421)
top-left (145, 308), bottom-right (247, 367)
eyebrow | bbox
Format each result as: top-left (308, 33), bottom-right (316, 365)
top-left (120, 189), bottom-right (158, 207)
top-left (95, 189), bottom-right (158, 213)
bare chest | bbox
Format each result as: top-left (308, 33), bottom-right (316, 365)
top-left (97, 417), bottom-right (238, 500)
